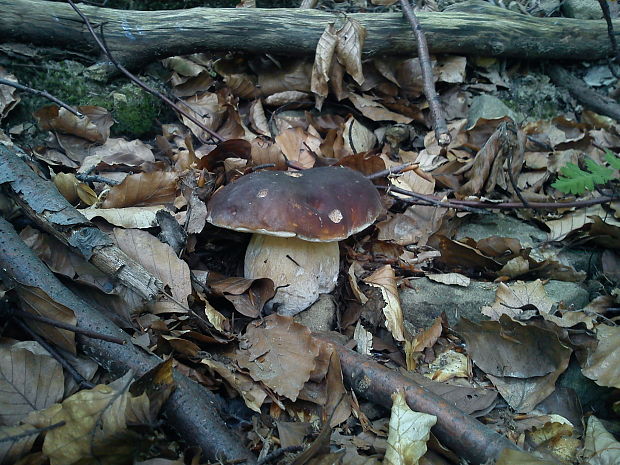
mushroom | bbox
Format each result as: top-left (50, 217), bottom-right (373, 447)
top-left (206, 166), bottom-right (383, 316)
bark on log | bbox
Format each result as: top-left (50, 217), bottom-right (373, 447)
top-left (314, 332), bottom-right (520, 465)
top-left (0, 0), bottom-right (616, 71)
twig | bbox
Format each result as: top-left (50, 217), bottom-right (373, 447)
top-left (366, 162), bottom-right (415, 180)
top-left (3, 306), bottom-right (125, 344)
top-left (548, 64), bottom-right (620, 121)
top-left (399, 0), bottom-right (450, 146)
top-left (75, 174), bottom-right (121, 186)
top-left (377, 184), bottom-right (488, 214)
top-left (14, 318), bottom-right (95, 389)
top-left (449, 195), bottom-right (616, 210)
top-left (597, 0), bottom-right (620, 77)
top-left (66, 0), bottom-right (225, 143)
top-left (256, 446), bottom-right (304, 465)
top-left (0, 421), bottom-right (66, 443)
top-left (0, 78), bottom-right (82, 117)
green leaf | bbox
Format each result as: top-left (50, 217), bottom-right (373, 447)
top-left (585, 158), bottom-right (614, 184)
top-left (551, 159), bottom-right (614, 195)
top-left (605, 151), bottom-right (620, 170)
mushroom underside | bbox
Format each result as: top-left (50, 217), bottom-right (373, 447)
top-left (244, 234), bottom-right (340, 316)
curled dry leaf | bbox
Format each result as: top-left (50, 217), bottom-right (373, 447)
top-left (0, 68), bottom-right (20, 120)
top-left (53, 172), bottom-right (97, 206)
top-left (249, 99), bottom-right (270, 136)
top-left (311, 24), bottom-right (337, 99)
top-left (334, 18), bottom-right (366, 86)
top-left (236, 314), bottom-right (320, 401)
top-left (363, 265), bottom-right (405, 342)
top-left (102, 171), bottom-right (179, 208)
top-left (275, 127), bottom-right (318, 169)
top-left (384, 390), bottom-right (436, 465)
top-left (208, 275), bottom-right (275, 318)
top-left (34, 105), bottom-right (112, 143)
top-left (202, 359), bottom-right (268, 413)
top-left (179, 92), bottom-right (227, 140)
top-left (197, 139), bottom-right (252, 171)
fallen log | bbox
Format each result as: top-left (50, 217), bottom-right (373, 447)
top-left (0, 0), bottom-right (616, 70)
top-left (314, 332), bottom-right (520, 465)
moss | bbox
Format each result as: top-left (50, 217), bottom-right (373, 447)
top-left (498, 72), bottom-right (568, 122)
top-left (7, 59), bottom-right (170, 139)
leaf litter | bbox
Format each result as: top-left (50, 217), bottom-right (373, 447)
top-left (0, 3), bottom-right (619, 465)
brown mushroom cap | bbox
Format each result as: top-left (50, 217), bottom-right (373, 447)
top-left (207, 166), bottom-right (383, 242)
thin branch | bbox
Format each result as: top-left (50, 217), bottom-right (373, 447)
top-left (449, 195), bottom-right (616, 210)
top-left (598, 0), bottom-right (620, 77)
top-left (4, 306), bottom-right (125, 344)
top-left (0, 78), bottom-right (82, 117)
top-left (400, 0), bottom-right (450, 146)
top-left (75, 174), bottom-right (121, 186)
top-left (65, 0), bottom-right (225, 143)
top-left (366, 162), bottom-right (415, 180)
top-left (377, 184), bottom-right (488, 214)
top-left (0, 421), bottom-right (66, 443)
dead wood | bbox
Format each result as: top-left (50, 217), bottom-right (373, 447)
top-left (0, 0), bottom-right (616, 71)
top-left (0, 212), bottom-right (257, 464)
top-left (0, 146), bottom-right (163, 303)
top-left (547, 64), bottom-right (620, 121)
top-left (314, 332), bottom-right (520, 465)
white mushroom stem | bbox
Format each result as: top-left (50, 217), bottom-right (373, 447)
top-left (244, 234), bottom-right (340, 316)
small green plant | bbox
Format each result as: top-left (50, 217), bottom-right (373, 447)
top-left (551, 151), bottom-right (619, 195)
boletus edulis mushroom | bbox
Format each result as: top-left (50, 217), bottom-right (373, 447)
top-left (206, 166), bottom-right (382, 315)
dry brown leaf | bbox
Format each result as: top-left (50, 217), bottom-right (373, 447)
top-left (102, 171), bottom-right (178, 208)
top-left (481, 280), bottom-right (555, 320)
top-left (258, 60), bottom-right (313, 96)
top-left (263, 91), bottom-right (313, 107)
top-left (27, 372), bottom-right (141, 465)
top-left (236, 314), bottom-right (320, 401)
top-left (79, 206), bottom-right (165, 229)
top-left (456, 316), bottom-right (571, 412)
top-left (334, 18), bottom-right (366, 86)
top-left (15, 285), bottom-right (76, 354)
top-left (347, 94), bottom-right (412, 124)
top-left (208, 275), bottom-right (275, 318)
top-left (250, 136), bottom-right (286, 169)
top-left (581, 324), bottom-right (620, 388)
top-left (583, 416), bottom-right (620, 465)
top-left (353, 321), bottom-right (373, 355)
top-left (275, 127), bottom-right (318, 169)
top-left (0, 68), bottom-right (20, 120)
top-left (0, 341), bottom-right (64, 426)
top-left (34, 105), bottom-right (112, 143)
top-left (311, 24), bottom-right (338, 99)
top-left (248, 99), bottom-right (270, 136)
top-left (363, 265), bottom-right (405, 341)
top-left (78, 138), bottom-right (155, 174)
top-left (545, 205), bottom-right (620, 242)
top-left (410, 317), bottom-right (443, 353)
top-left (179, 92), bottom-right (227, 140)
top-left (435, 56), bottom-right (467, 84)
top-left (112, 228), bottom-right (190, 313)
top-left (384, 390), bottom-right (436, 465)
top-left (202, 359), bottom-right (267, 413)
top-left (426, 273), bottom-right (471, 287)
top-left (342, 117), bottom-right (376, 154)
top-left (425, 350), bottom-right (469, 382)
top-left (377, 205), bottom-right (449, 246)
